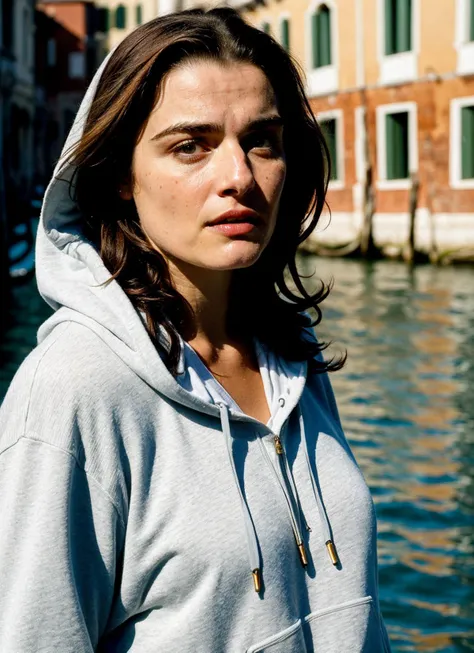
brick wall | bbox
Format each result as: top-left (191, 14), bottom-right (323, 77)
top-left (309, 75), bottom-right (474, 216)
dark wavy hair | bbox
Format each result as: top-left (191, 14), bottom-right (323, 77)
top-left (68, 7), bottom-right (344, 375)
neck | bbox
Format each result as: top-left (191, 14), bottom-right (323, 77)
top-left (167, 258), bottom-right (233, 349)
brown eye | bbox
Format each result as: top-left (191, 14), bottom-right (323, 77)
top-left (175, 140), bottom-right (199, 155)
top-left (245, 131), bottom-right (281, 156)
top-left (251, 134), bottom-right (273, 148)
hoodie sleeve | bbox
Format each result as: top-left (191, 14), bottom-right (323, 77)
top-left (0, 435), bottom-right (124, 653)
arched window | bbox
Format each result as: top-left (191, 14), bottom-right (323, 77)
top-left (136, 4), bottom-right (143, 25)
top-left (280, 18), bottom-right (290, 51)
top-left (312, 4), bottom-right (332, 69)
top-left (115, 4), bottom-right (127, 29)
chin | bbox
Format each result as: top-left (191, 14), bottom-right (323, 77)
top-left (206, 242), bottom-right (266, 270)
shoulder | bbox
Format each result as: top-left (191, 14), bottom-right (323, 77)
top-left (0, 320), bottom-right (145, 453)
top-left (0, 320), bottom-right (149, 518)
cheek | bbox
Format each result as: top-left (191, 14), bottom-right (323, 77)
top-left (134, 170), bottom-right (184, 220)
top-left (265, 163), bottom-right (287, 207)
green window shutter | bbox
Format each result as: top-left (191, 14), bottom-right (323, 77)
top-left (261, 21), bottom-right (270, 35)
top-left (321, 119), bottom-right (338, 180)
top-left (396, 0), bottom-right (411, 52)
top-left (97, 7), bottom-right (110, 33)
top-left (281, 18), bottom-right (290, 51)
top-left (386, 112), bottom-right (409, 179)
top-left (317, 6), bottom-right (332, 67)
top-left (385, 0), bottom-right (395, 55)
top-left (469, 0), bottom-right (474, 41)
top-left (312, 12), bottom-right (319, 68)
top-left (136, 4), bottom-right (143, 25)
top-left (461, 106), bottom-right (474, 179)
top-left (115, 5), bottom-right (126, 29)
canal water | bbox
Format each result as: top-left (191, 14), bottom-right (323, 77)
top-left (1, 256), bottom-right (473, 652)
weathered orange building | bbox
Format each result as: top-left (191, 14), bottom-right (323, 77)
top-left (239, 0), bottom-right (474, 256)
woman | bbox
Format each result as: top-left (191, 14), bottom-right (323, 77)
top-left (0, 8), bottom-right (390, 652)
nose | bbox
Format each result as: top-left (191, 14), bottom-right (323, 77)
top-left (215, 141), bottom-right (255, 198)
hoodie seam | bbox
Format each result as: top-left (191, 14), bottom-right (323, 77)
top-left (0, 435), bottom-right (126, 530)
top-left (23, 321), bottom-right (73, 437)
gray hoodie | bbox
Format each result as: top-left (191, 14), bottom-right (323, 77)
top-left (0, 56), bottom-right (391, 653)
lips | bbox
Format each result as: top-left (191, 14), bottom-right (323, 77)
top-left (206, 209), bottom-right (262, 227)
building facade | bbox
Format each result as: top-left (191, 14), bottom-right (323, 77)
top-left (238, 0), bottom-right (474, 257)
top-left (95, 0), bottom-right (179, 51)
top-left (35, 1), bottom-right (104, 176)
top-left (0, 0), bottom-right (36, 227)
top-left (45, 0), bottom-right (474, 257)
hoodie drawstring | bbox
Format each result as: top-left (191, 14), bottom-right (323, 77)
top-left (217, 401), bottom-right (339, 594)
top-left (218, 403), bottom-right (262, 592)
top-left (298, 407), bottom-right (339, 566)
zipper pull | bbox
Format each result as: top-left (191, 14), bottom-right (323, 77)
top-left (274, 435), bottom-right (283, 455)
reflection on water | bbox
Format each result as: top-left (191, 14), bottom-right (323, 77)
top-left (299, 256), bottom-right (474, 653)
top-left (1, 258), bottom-right (474, 652)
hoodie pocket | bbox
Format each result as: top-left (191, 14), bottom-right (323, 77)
top-left (246, 618), bottom-right (305, 652)
top-left (303, 595), bottom-right (378, 653)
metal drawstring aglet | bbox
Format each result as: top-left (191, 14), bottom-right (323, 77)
top-left (298, 542), bottom-right (308, 566)
top-left (252, 569), bottom-right (262, 592)
top-left (326, 540), bottom-right (339, 565)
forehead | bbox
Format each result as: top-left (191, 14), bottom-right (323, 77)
top-left (148, 60), bottom-right (278, 128)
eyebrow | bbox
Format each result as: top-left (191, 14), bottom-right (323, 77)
top-left (150, 115), bottom-right (284, 142)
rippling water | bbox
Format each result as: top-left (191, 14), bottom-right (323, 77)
top-left (300, 256), bottom-right (474, 652)
top-left (1, 258), bottom-right (474, 652)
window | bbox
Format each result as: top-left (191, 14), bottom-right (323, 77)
top-left (312, 4), bottom-right (332, 68)
top-left (455, 0), bottom-right (474, 74)
top-left (318, 110), bottom-right (343, 184)
top-left (470, 0), bottom-right (474, 41)
top-left (22, 8), bottom-right (29, 65)
top-left (377, 102), bottom-right (417, 188)
top-left (320, 118), bottom-right (337, 180)
top-left (68, 52), bottom-right (85, 79)
top-left (450, 97), bottom-right (474, 187)
top-left (385, 112), bottom-right (409, 179)
top-left (354, 107), bottom-right (366, 183)
top-left (47, 39), bottom-right (56, 67)
top-left (136, 4), bottom-right (143, 25)
top-left (98, 7), bottom-right (110, 32)
top-left (280, 18), bottom-right (290, 51)
top-left (3, 0), bottom-right (13, 52)
top-left (461, 105), bottom-right (474, 179)
top-left (384, 0), bottom-right (412, 55)
top-left (115, 4), bottom-right (127, 29)
top-left (306, 2), bottom-right (338, 96)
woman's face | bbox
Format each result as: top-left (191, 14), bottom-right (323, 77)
top-left (127, 59), bottom-right (286, 274)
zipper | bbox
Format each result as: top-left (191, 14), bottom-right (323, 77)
top-left (258, 436), bottom-right (303, 555)
top-left (271, 433), bottom-right (308, 567)
top-left (274, 434), bottom-right (283, 455)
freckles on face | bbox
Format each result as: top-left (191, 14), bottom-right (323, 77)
top-left (129, 59), bottom-right (286, 273)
